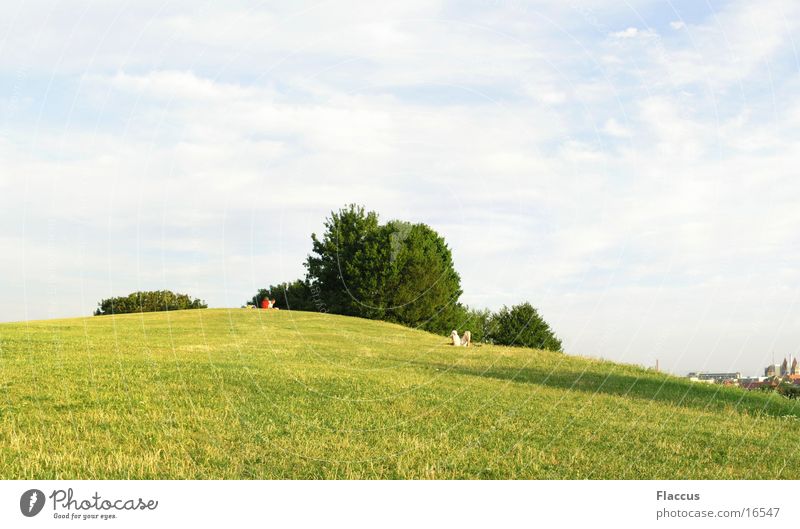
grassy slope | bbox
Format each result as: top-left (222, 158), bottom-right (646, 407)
top-left (1, 308), bottom-right (798, 479)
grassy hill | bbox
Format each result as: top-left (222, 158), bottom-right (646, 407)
top-left (1, 308), bottom-right (798, 479)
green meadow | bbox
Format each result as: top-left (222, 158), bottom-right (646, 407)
top-left (1, 308), bottom-right (798, 479)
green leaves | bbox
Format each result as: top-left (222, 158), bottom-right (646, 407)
top-left (94, 291), bottom-right (207, 316)
top-left (256, 206), bottom-right (560, 351)
top-left (381, 221), bottom-right (462, 332)
top-left (303, 205), bottom-right (463, 333)
top-left (306, 204), bottom-right (385, 316)
top-left (252, 280), bottom-right (316, 311)
top-left (487, 302), bottom-right (562, 352)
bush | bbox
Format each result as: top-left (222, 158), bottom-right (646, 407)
top-left (487, 302), bottom-right (562, 351)
top-left (94, 290), bottom-right (206, 316)
top-left (436, 305), bottom-right (492, 343)
top-left (777, 383), bottom-right (800, 399)
top-left (463, 307), bottom-right (493, 343)
top-left (252, 280), bottom-right (317, 311)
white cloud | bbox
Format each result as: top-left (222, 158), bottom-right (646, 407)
top-left (643, 0), bottom-right (799, 90)
top-left (602, 118), bottom-right (631, 138)
top-left (104, 70), bottom-right (261, 101)
top-left (609, 27), bottom-right (657, 39)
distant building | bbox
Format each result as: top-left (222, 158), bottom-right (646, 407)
top-left (686, 372), bottom-right (741, 384)
top-left (687, 376), bottom-right (716, 384)
top-left (763, 357), bottom-right (800, 378)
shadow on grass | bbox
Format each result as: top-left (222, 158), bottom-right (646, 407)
top-left (412, 360), bottom-right (800, 419)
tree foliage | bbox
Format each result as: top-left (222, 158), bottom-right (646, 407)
top-left (460, 306), bottom-right (493, 343)
top-left (248, 205), bottom-right (561, 350)
top-left (302, 205), bottom-right (463, 333)
top-left (94, 290), bottom-right (206, 316)
top-left (252, 280), bottom-right (316, 311)
top-left (380, 220), bottom-right (463, 332)
top-left (775, 382), bottom-right (800, 399)
top-left (487, 302), bottom-right (562, 351)
top-left (304, 205), bottom-right (386, 317)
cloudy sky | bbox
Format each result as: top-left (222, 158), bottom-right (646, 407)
top-left (1, 0), bottom-right (799, 376)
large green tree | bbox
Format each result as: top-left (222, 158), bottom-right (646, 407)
top-left (304, 205), bottom-right (388, 317)
top-left (304, 205), bottom-right (463, 333)
top-left (381, 220), bottom-right (463, 332)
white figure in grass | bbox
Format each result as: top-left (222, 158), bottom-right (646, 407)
top-left (450, 330), bottom-right (472, 347)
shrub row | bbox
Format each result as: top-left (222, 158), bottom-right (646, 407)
top-left (94, 290), bottom-right (207, 316)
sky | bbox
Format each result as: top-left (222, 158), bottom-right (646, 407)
top-left (1, 0), bottom-right (799, 376)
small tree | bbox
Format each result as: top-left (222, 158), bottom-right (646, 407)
top-left (435, 304), bottom-right (492, 343)
top-left (488, 302), bottom-right (562, 351)
top-left (462, 307), bottom-right (493, 343)
top-left (252, 280), bottom-right (315, 311)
